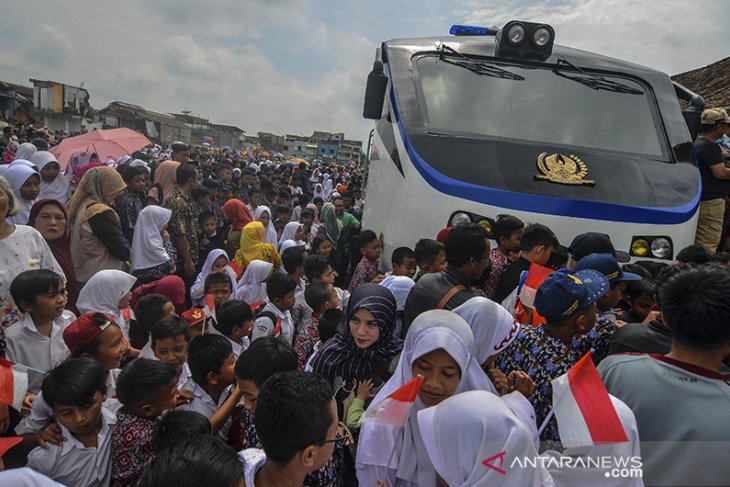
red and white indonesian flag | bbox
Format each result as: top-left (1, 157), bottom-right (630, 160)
top-left (0, 357), bottom-right (29, 411)
top-left (517, 262), bottom-right (554, 309)
top-left (362, 376), bottom-right (423, 426)
top-left (551, 351), bottom-right (628, 448)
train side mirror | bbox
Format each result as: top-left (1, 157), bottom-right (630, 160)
top-left (363, 59), bottom-right (388, 120)
top-left (682, 110), bottom-right (701, 141)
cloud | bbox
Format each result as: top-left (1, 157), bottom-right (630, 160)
top-left (0, 0), bottom-right (726, 146)
top-left (455, 0), bottom-right (730, 75)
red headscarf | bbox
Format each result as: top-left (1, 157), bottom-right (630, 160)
top-left (28, 199), bottom-right (79, 312)
top-left (221, 199), bottom-right (253, 231)
top-left (130, 275), bottom-right (187, 315)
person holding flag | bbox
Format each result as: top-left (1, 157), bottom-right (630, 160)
top-left (356, 309), bottom-right (530, 487)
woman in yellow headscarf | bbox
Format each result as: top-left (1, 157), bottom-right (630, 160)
top-left (234, 221), bottom-right (281, 271)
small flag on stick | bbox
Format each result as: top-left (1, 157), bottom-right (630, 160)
top-left (362, 376), bottom-right (423, 426)
top-left (551, 351), bottom-right (628, 448)
top-left (0, 357), bottom-right (29, 411)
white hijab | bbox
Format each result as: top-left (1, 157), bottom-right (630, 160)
top-left (77, 269), bottom-right (137, 327)
top-left (417, 390), bottom-right (552, 487)
top-left (234, 259), bottom-right (273, 303)
top-left (14, 142), bottom-right (37, 161)
top-left (253, 205), bottom-right (278, 246)
top-left (130, 206), bottom-right (171, 272)
top-left (5, 163), bottom-right (39, 225)
top-left (322, 177), bottom-right (333, 195)
top-left (379, 275), bottom-right (415, 311)
top-left (314, 183), bottom-right (326, 201)
top-left (543, 395), bottom-right (641, 487)
top-left (453, 297), bottom-right (520, 366)
top-left (279, 239), bottom-right (301, 255)
top-left (278, 221), bottom-right (305, 251)
top-left (30, 151), bottom-right (70, 204)
top-left (356, 310), bottom-right (497, 487)
top-left (192, 249), bottom-right (232, 290)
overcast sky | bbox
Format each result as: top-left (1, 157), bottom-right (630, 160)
top-left (1, 0), bottom-right (727, 143)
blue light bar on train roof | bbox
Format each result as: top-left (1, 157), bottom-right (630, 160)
top-left (449, 25), bottom-right (489, 36)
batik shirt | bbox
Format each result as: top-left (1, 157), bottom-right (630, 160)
top-left (496, 316), bottom-right (616, 442)
top-left (115, 189), bottom-right (146, 242)
top-left (349, 257), bottom-right (379, 292)
top-left (164, 188), bottom-right (199, 267)
top-left (237, 409), bottom-right (346, 487)
top-left (483, 249), bottom-right (513, 300)
top-left (293, 316), bottom-right (320, 371)
top-left (110, 408), bottom-right (156, 487)
top-left (131, 241), bottom-right (178, 284)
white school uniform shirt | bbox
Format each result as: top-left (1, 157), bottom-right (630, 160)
top-left (5, 310), bottom-right (75, 393)
top-left (0, 468), bottom-right (66, 487)
top-left (178, 378), bottom-right (233, 439)
top-left (138, 339), bottom-right (156, 359)
top-left (239, 448), bottom-right (267, 487)
top-left (26, 407), bottom-right (117, 487)
top-left (15, 369), bottom-right (122, 435)
top-left (251, 301), bottom-right (294, 345)
top-left (227, 336), bottom-right (249, 359)
top-left (177, 362), bottom-right (193, 392)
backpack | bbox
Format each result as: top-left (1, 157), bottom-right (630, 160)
top-left (250, 300), bottom-right (282, 338)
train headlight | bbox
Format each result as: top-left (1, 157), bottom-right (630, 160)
top-left (631, 239), bottom-right (650, 257)
top-left (477, 219), bottom-right (492, 234)
top-left (506, 23), bottom-right (526, 46)
top-left (650, 238), bottom-right (671, 259)
top-left (531, 26), bottom-right (553, 48)
top-left (495, 21), bottom-right (555, 61)
top-left (449, 212), bottom-right (471, 227)
top-left (630, 236), bottom-right (673, 260)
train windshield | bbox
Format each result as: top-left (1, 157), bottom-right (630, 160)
top-left (415, 54), bottom-right (667, 159)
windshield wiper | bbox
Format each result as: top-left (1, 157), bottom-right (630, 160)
top-left (437, 44), bottom-right (524, 81)
top-left (553, 58), bottom-right (643, 95)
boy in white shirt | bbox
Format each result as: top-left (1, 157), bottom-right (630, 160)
top-left (178, 335), bottom-right (242, 440)
top-left (7, 269), bottom-right (75, 394)
top-left (26, 358), bottom-right (116, 487)
top-left (214, 300), bottom-right (254, 358)
top-left (251, 273), bottom-right (297, 345)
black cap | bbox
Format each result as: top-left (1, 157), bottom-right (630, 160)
top-left (569, 232), bottom-right (630, 263)
top-left (170, 141), bottom-right (189, 153)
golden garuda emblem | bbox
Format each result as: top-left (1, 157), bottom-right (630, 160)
top-left (534, 153), bottom-right (596, 186)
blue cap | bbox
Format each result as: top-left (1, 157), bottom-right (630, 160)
top-left (534, 269), bottom-right (609, 323)
top-left (574, 253), bottom-right (642, 286)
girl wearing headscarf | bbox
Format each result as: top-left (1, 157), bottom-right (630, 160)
top-left (452, 297), bottom-right (540, 401)
top-left (417, 390), bottom-right (552, 487)
top-left (313, 183), bottom-right (326, 201)
top-left (317, 202), bottom-right (348, 287)
top-left (323, 175), bottom-right (333, 195)
top-left (277, 221), bottom-right (305, 252)
top-left (2, 140), bottom-right (18, 163)
top-left (76, 269), bottom-right (137, 341)
top-left (67, 166), bottom-right (129, 285)
top-left (30, 152), bottom-right (69, 204)
top-left (234, 259), bottom-right (273, 303)
top-left (234, 221), bottom-right (281, 272)
top-left (4, 163), bottom-right (40, 224)
top-left (221, 198), bottom-right (252, 260)
top-left (14, 142), bottom-right (37, 161)
top-left (130, 275), bottom-right (186, 316)
top-left (147, 160), bottom-right (180, 205)
top-left (28, 199), bottom-right (79, 312)
top-left (190, 248), bottom-right (237, 307)
top-left (355, 309), bottom-right (500, 487)
top-left (306, 202), bottom-right (319, 224)
top-left (542, 395), bottom-right (641, 487)
top-left (65, 151), bottom-right (101, 190)
top-left (130, 206), bottom-right (177, 284)
top-left (309, 283), bottom-right (402, 418)
top-left (253, 205), bottom-right (277, 246)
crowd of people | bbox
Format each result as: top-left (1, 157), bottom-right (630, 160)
top-left (0, 110), bottom-right (728, 487)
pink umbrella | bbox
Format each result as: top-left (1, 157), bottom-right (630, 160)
top-left (50, 128), bottom-right (152, 170)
